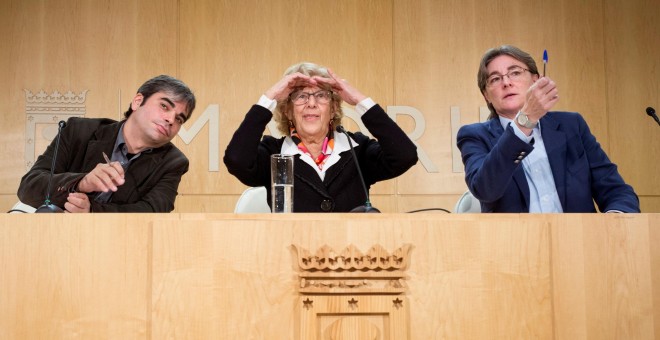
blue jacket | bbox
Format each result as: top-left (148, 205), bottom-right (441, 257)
top-left (457, 111), bottom-right (639, 213)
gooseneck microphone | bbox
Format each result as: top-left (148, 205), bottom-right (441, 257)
top-left (35, 120), bottom-right (67, 213)
top-left (335, 125), bottom-right (380, 213)
top-left (646, 107), bottom-right (659, 126)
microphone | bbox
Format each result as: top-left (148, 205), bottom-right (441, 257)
top-left (335, 125), bottom-right (380, 213)
top-left (646, 107), bottom-right (659, 126)
top-left (35, 120), bottom-right (67, 213)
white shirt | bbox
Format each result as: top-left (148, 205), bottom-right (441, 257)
top-left (257, 95), bottom-right (376, 181)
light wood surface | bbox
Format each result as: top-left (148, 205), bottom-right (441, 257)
top-left (1, 213), bottom-right (658, 339)
top-left (1, 0), bottom-right (658, 213)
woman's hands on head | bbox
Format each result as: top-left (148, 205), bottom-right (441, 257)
top-left (265, 72), bottom-right (317, 101)
top-left (313, 69), bottom-right (366, 105)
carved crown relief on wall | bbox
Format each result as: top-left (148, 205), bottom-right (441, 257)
top-left (24, 89), bottom-right (88, 169)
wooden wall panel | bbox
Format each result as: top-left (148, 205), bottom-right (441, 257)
top-left (1, 0), bottom-right (658, 213)
top-left (392, 0), bottom-right (610, 196)
top-left (175, 0), bottom-right (397, 198)
top-left (641, 197), bottom-right (660, 214)
top-left (0, 0), bottom-right (179, 204)
top-left (393, 0), bottom-right (483, 195)
top-left (604, 0), bottom-right (660, 197)
top-left (0, 1), bottom-right (19, 193)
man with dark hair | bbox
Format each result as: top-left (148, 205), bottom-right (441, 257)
top-left (457, 45), bottom-right (639, 213)
top-left (18, 75), bottom-right (196, 212)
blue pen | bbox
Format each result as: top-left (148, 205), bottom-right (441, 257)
top-left (543, 50), bottom-right (548, 77)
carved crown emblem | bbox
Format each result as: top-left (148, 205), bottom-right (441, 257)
top-left (292, 244), bottom-right (413, 294)
top-left (24, 89), bottom-right (88, 115)
top-left (293, 244), bottom-right (412, 271)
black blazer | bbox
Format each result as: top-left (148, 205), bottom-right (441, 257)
top-left (18, 117), bottom-right (189, 212)
top-left (224, 104), bottom-right (417, 212)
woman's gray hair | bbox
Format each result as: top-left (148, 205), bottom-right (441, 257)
top-left (274, 62), bottom-right (343, 135)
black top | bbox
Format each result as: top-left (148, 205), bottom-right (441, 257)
top-left (224, 104), bottom-right (418, 212)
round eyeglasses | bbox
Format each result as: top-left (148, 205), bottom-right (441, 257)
top-left (290, 90), bottom-right (333, 105)
top-left (486, 66), bottom-right (530, 87)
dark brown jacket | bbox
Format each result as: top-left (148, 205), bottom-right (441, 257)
top-left (18, 117), bottom-right (188, 212)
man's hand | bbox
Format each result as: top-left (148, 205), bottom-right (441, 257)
top-left (77, 161), bottom-right (125, 193)
top-left (64, 192), bottom-right (91, 213)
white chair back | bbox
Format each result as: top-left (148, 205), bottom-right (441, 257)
top-left (234, 187), bottom-right (271, 213)
top-left (9, 201), bottom-right (36, 213)
top-left (453, 190), bottom-right (481, 213)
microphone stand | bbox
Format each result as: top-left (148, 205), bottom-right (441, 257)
top-left (336, 125), bottom-right (380, 213)
top-left (35, 121), bottom-right (66, 213)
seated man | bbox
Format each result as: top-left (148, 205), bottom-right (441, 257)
top-left (18, 75), bottom-right (196, 212)
top-left (457, 45), bottom-right (639, 213)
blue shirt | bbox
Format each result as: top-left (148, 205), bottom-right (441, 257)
top-left (94, 124), bottom-right (151, 203)
top-left (499, 117), bottom-right (563, 213)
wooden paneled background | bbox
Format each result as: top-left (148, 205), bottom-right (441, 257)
top-left (1, 0), bottom-right (658, 213)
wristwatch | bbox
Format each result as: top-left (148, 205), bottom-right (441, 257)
top-left (515, 110), bottom-right (538, 129)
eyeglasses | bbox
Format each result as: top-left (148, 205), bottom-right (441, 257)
top-left (486, 66), bottom-right (530, 87)
top-left (290, 90), bottom-right (333, 105)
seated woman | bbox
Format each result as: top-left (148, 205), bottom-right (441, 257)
top-left (224, 62), bottom-right (417, 212)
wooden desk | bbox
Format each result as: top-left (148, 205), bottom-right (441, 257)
top-left (1, 213), bottom-right (658, 339)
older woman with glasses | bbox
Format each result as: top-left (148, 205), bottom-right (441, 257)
top-left (224, 62), bottom-right (417, 212)
top-left (457, 45), bottom-right (639, 213)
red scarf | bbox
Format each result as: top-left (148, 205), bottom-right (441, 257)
top-left (289, 126), bottom-right (334, 170)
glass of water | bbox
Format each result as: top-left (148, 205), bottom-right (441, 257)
top-left (270, 154), bottom-right (294, 213)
